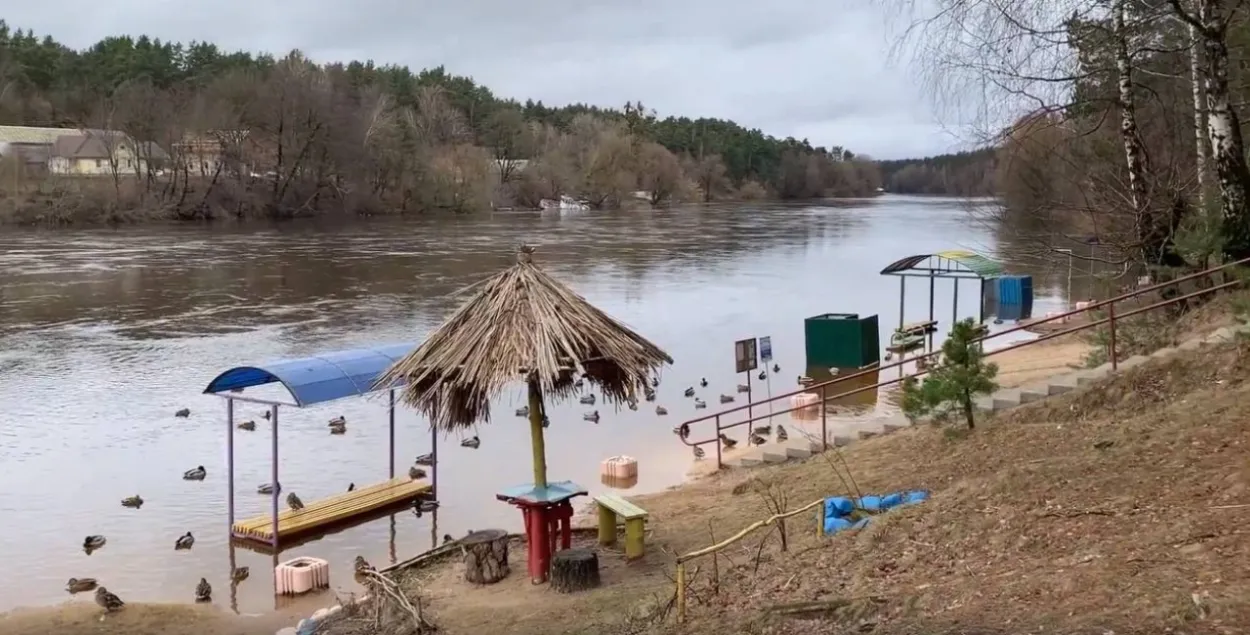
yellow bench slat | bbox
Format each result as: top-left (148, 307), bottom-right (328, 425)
top-left (594, 493), bottom-right (648, 520)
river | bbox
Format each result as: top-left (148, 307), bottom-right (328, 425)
top-left (0, 195), bottom-right (1075, 615)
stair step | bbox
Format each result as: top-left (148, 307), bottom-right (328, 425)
top-left (882, 416), bottom-right (912, 433)
top-left (991, 389), bottom-right (1022, 411)
top-left (1045, 377), bottom-right (1079, 394)
top-left (1149, 346), bottom-right (1178, 358)
top-left (1121, 355), bottom-right (1151, 369)
top-left (1018, 386), bottom-right (1049, 403)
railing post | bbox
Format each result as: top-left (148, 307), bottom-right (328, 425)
top-left (820, 385), bottom-right (828, 451)
top-left (1108, 300), bottom-right (1118, 371)
top-left (714, 415), bottom-right (722, 470)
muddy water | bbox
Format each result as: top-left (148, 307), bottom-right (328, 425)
top-left (0, 197), bottom-right (1071, 614)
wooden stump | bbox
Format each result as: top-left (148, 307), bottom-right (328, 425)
top-left (463, 529), bottom-right (510, 585)
top-left (550, 548), bottom-right (601, 594)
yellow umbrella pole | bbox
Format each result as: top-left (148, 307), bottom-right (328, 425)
top-left (527, 378), bottom-right (548, 488)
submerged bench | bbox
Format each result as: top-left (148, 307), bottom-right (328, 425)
top-left (594, 493), bottom-right (649, 560)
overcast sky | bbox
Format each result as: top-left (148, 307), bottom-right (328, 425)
top-left (7, 1), bottom-right (974, 160)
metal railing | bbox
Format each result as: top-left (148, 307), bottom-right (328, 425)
top-left (678, 257), bottom-right (1250, 469)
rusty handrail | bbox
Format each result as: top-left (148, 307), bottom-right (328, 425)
top-left (678, 257), bottom-right (1250, 464)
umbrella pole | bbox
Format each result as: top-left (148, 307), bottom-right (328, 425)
top-left (527, 378), bottom-right (548, 488)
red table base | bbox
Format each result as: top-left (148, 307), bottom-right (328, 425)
top-left (516, 501), bottom-right (573, 584)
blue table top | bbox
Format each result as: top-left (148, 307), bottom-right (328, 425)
top-left (496, 480), bottom-right (588, 504)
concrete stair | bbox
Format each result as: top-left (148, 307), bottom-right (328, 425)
top-left (717, 322), bottom-right (1250, 470)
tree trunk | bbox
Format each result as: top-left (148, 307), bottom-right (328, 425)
top-left (1113, 0), bottom-right (1156, 263)
top-left (962, 390), bottom-right (975, 429)
top-left (550, 549), bottom-right (601, 594)
top-left (1190, 20), bottom-right (1210, 211)
top-left (1193, 0), bottom-right (1250, 258)
top-left (462, 529), bottom-right (510, 585)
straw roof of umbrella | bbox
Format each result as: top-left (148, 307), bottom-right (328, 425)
top-left (378, 245), bottom-right (673, 432)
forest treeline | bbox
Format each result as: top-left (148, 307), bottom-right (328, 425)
top-left (878, 149), bottom-right (996, 196)
top-left (0, 22), bottom-right (881, 225)
top-left (899, 0), bottom-right (1250, 269)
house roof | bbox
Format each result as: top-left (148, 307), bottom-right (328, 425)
top-left (0, 125), bottom-right (109, 145)
top-left (136, 141), bottom-right (171, 161)
top-left (53, 135), bottom-right (112, 159)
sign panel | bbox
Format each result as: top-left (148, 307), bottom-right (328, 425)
top-left (734, 338), bottom-right (758, 374)
top-left (759, 336), bottom-right (773, 362)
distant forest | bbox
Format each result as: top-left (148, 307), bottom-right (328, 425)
top-left (877, 149), bottom-right (997, 196)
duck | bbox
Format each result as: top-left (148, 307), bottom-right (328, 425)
top-left (67, 577), bottom-right (98, 593)
top-left (237, 420), bottom-right (255, 431)
top-left (651, 377), bottom-right (660, 388)
top-left (442, 534), bottom-right (454, 545)
top-left (95, 586), bottom-right (124, 612)
top-left (719, 394), bottom-right (734, 404)
top-left (627, 399), bottom-right (638, 411)
top-left (694, 398), bottom-right (707, 409)
top-left (347, 483), bottom-right (355, 492)
top-left (257, 482), bottom-right (281, 495)
top-left (736, 384), bottom-right (749, 393)
top-left (174, 532), bottom-right (194, 550)
top-left (412, 499), bottom-right (440, 518)
top-left (354, 556), bottom-right (374, 573)
top-left (693, 446), bottom-right (706, 460)
top-left (776, 425), bottom-right (789, 442)
top-left (515, 406), bottom-right (529, 417)
top-left (262, 411), bottom-right (272, 420)
top-left (287, 492), bottom-right (305, 512)
top-left (231, 567), bottom-right (250, 582)
top-left (461, 436), bottom-right (481, 449)
top-left (583, 410), bottom-right (600, 423)
top-left (579, 394), bottom-right (596, 405)
top-left (328, 416), bottom-right (346, 426)
top-left (884, 351), bottom-right (894, 362)
top-left (719, 434), bottom-right (738, 449)
top-left (772, 363), bottom-right (780, 373)
top-left (750, 433), bottom-right (767, 446)
top-left (798, 376), bottom-right (814, 386)
top-left (83, 535), bottom-right (106, 551)
top-left (699, 378), bottom-right (708, 388)
top-left (758, 370), bottom-right (767, 381)
top-left (329, 423), bottom-right (346, 435)
top-left (183, 466), bottom-right (206, 481)
top-left (673, 423), bottom-right (690, 439)
top-left (194, 578), bottom-right (211, 603)
top-left (409, 465), bottom-right (427, 480)
top-left (542, 415), bottom-right (550, 428)
top-left (120, 495), bottom-right (143, 509)
top-left (683, 387), bottom-right (695, 397)
top-left (655, 405), bottom-right (668, 416)
top-left (175, 408), bottom-right (190, 418)
top-left (753, 424), bottom-right (772, 435)
top-left (414, 453), bottom-right (435, 466)
top-left (643, 388), bottom-right (656, 402)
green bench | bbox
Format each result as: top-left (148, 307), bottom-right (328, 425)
top-left (594, 493), bottom-right (649, 560)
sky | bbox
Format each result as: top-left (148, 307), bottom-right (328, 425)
top-left (6, 0), bottom-right (979, 160)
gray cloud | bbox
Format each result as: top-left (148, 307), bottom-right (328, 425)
top-left (6, 0), bottom-right (969, 159)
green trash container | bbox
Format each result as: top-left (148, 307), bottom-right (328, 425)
top-left (804, 313), bottom-right (880, 369)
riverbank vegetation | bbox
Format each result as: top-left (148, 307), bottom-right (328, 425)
top-left (0, 22), bottom-right (881, 225)
top-left (878, 149), bottom-right (996, 196)
top-left (891, 0), bottom-right (1250, 271)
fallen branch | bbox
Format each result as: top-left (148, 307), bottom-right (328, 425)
top-left (764, 596), bottom-right (888, 618)
top-left (359, 568), bottom-right (436, 633)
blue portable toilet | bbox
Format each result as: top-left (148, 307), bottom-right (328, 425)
top-left (996, 275), bottom-right (1034, 321)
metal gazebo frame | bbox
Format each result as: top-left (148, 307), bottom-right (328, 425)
top-left (202, 342), bottom-right (437, 549)
top-left (880, 250), bottom-right (1005, 347)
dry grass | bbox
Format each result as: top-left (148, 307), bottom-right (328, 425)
top-left (378, 244), bottom-right (672, 431)
top-left (0, 602), bottom-right (291, 635)
top-left (371, 334), bottom-right (1250, 635)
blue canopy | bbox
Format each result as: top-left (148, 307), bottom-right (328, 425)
top-left (203, 343), bottom-right (416, 407)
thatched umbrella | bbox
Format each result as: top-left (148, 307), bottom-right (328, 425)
top-left (377, 244), bottom-right (673, 488)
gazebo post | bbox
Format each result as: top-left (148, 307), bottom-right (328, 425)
top-left (927, 272), bottom-right (936, 351)
top-left (270, 404), bottom-right (280, 550)
top-left (227, 398), bottom-right (236, 539)
top-left (952, 278), bottom-right (960, 329)
top-left (430, 425), bottom-right (438, 497)
top-left (898, 276), bottom-right (906, 332)
top-left (388, 389), bottom-right (396, 480)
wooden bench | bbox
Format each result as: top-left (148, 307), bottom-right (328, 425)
top-left (594, 493), bottom-right (649, 560)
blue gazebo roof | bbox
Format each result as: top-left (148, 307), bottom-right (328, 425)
top-left (203, 343), bottom-right (416, 407)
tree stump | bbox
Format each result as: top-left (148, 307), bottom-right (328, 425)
top-left (550, 548), bottom-right (601, 594)
top-left (463, 529), bottom-right (510, 585)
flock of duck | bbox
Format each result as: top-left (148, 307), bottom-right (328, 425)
top-left (667, 363), bottom-right (793, 460)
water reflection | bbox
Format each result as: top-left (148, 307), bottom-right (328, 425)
top-left (0, 196), bottom-right (1072, 614)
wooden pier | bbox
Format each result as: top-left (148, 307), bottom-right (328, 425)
top-left (233, 477), bottom-right (431, 545)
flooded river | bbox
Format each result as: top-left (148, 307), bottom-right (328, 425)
top-left (0, 196), bottom-right (1074, 614)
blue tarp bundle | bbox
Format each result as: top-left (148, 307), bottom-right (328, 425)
top-left (820, 490), bottom-right (929, 535)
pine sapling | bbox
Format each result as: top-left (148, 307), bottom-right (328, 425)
top-left (899, 318), bottom-right (998, 429)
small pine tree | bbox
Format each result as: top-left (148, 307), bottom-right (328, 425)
top-left (900, 318), bottom-right (999, 429)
